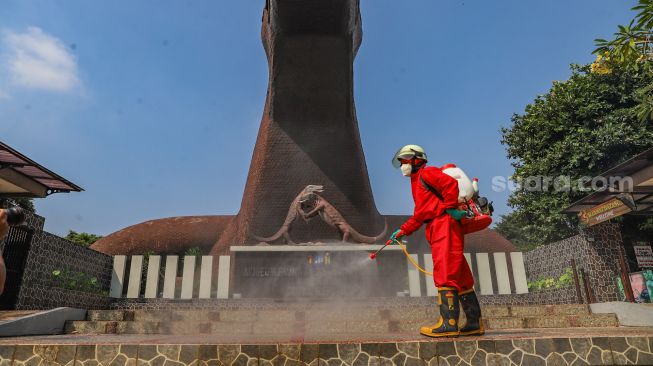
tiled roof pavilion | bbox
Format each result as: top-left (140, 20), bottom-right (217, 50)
top-left (565, 146), bottom-right (653, 215)
top-left (0, 141), bottom-right (82, 198)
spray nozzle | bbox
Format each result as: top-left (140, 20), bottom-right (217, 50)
top-left (369, 239), bottom-right (395, 260)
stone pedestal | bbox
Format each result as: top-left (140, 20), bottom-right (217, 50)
top-left (230, 245), bottom-right (406, 298)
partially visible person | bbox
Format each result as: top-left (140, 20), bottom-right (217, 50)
top-left (0, 209), bottom-right (9, 295)
top-left (0, 209), bottom-right (8, 241)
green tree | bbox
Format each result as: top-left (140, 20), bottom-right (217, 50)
top-left (593, 0), bottom-right (653, 120)
top-left (497, 64), bottom-right (653, 250)
top-left (65, 230), bottom-right (103, 247)
top-left (0, 198), bottom-right (35, 212)
top-left (494, 212), bottom-right (534, 250)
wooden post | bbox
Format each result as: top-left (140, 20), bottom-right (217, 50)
top-left (618, 248), bottom-right (635, 303)
top-left (579, 268), bottom-right (596, 304)
top-left (570, 259), bottom-right (584, 304)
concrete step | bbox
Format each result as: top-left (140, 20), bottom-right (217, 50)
top-left (75, 304), bottom-right (604, 336)
top-left (86, 304), bottom-right (591, 322)
top-left (508, 304), bottom-right (591, 316)
top-left (66, 313), bottom-right (618, 335)
top-left (88, 309), bottom-right (438, 322)
top-left (483, 313), bottom-right (619, 329)
top-left (0, 311), bottom-right (39, 322)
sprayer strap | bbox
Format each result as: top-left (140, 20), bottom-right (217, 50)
top-left (419, 176), bottom-right (444, 202)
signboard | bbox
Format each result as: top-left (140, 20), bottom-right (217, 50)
top-left (242, 266), bottom-right (299, 277)
top-left (578, 196), bottom-right (632, 226)
top-left (634, 244), bottom-right (653, 268)
top-left (615, 270), bottom-right (653, 303)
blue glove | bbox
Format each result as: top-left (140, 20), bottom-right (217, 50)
top-left (445, 208), bottom-right (467, 221)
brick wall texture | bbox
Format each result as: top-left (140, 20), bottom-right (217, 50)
top-left (524, 221), bottom-right (624, 303)
top-left (15, 229), bottom-right (113, 310)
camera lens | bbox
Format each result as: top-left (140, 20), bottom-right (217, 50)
top-left (6, 207), bottom-right (25, 226)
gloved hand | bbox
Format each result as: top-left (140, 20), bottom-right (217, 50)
top-left (445, 208), bottom-right (467, 221)
top-left (389, 229), bottom-right (405, 243)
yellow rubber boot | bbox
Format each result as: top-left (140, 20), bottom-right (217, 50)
top-left (459, 288), bottom-right (485, 336)
top-left (419, 287), bottom-right (460, 338)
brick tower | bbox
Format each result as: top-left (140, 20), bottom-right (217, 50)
top-left (212, 0), bottom-right (385, 252)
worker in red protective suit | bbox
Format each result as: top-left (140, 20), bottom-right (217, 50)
top-left (389, 145), bottom-right (484, 338)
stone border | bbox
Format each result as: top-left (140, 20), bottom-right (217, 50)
top-left (1, 337), bottom-right (652, 366)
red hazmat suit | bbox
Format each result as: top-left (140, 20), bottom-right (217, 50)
top-left (400, 166), bottom-right (475, 292)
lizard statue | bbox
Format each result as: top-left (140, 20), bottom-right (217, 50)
top-left (300, 190), bottom-right (387, 244)
top-left (250, 185), bottom-right (324, 244)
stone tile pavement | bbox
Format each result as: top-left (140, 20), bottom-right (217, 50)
top-left (0, 328), bottom-right (652, 365)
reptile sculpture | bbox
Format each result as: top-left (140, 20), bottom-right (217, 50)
top-left (250, 185), bottom-right (324, 244)
top-left (300, 190), bottom-right (388, 244)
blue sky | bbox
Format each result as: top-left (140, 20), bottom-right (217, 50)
top-left (0, 0), bottom-right (635, 237)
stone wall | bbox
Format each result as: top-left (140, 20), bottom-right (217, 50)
top-left (22, 211), bottom-right (45, 232)
top-left (524, 221), bottom-right (623, 303)
top-left (581, 222), bottom-right (625, 302)
top-left (524, 235), bottom-right (585, 284)
top-left (17, 285), bottom-right (111, 310)
top-left (15, 230), bottom-right (113, 310)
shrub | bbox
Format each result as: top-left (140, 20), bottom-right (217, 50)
top-left (51, 268), bottom-right (108, 296)
top-left (527, 267), bottom-right (579, 291)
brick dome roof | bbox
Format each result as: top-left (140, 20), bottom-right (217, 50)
top-left (464, 228), bottom-right (519, 253)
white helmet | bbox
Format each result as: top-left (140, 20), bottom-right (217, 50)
top-left (392, 144), bottom-right (428, 168)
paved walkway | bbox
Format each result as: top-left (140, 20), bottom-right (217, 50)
top-left (0, 328), bottom-right (651, 366)
top-left (0, 327), bottom-right (650, 344)
top-left (1, 328), bottom-right (653, 365)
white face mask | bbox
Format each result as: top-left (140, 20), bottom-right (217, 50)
top-left (400, 163), bottom-right (412, 177)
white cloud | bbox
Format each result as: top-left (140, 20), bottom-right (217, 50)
top-left (2, 27), bottom-right (81, 92)
top-left (0, 89), bottom-right (9, 100)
